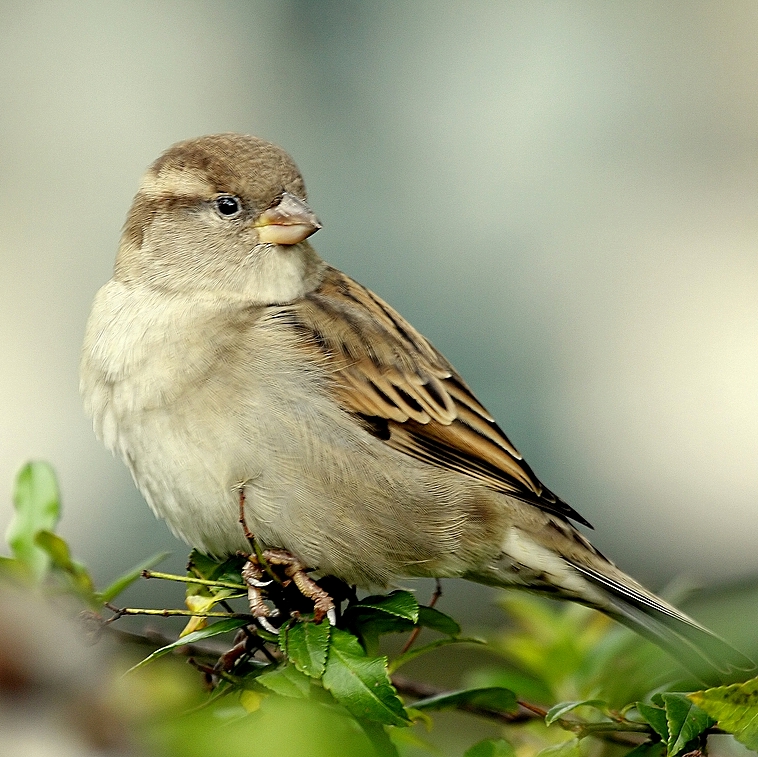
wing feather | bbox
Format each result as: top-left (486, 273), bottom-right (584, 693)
top-left (281, 267), bottom-right (591, 527)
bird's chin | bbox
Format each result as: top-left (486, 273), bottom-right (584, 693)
top-left (237, 243), bottom-right (314, 305)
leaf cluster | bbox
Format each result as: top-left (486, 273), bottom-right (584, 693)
top-left (3, 461), bottom-right (758, 757)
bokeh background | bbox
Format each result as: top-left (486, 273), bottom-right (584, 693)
top-left (2, 2), bottom-right (757, 631)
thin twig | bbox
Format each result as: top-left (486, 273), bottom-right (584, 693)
top-left (518, 700), bottom-right (549, 718)
top-left (142, 570), bottom-right (246, 591)
top-left (391, 674), bottom-right (536, 724)
top-left (107, 626), bottom-right (227, 660)
top-left (392, 674), bottom-right (654, 745)
top-left (105, 604), bottom-right (251, 620)
top-left (399, 579), bottom-right (443, 655)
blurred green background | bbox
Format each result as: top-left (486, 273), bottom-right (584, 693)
top-left (1, 1), bottom-right (757, 631)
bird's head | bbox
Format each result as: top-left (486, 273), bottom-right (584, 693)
top-left (115, 133), bottom-right (324, 304)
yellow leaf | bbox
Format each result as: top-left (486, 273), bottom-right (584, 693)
top-left (186, 594), bottom-right (217, 613)
top-left (180, 615), bottom-right (208, 637)
top-left (240, 690), bottom-right (265, 712)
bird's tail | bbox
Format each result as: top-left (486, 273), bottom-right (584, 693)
top-left (479, 524), bottom-right (754, 683)
top-left (569, 561), bottom-right (755, 684)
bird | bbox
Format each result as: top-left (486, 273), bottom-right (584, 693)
top-left (80, 133), bottom-right (752, 682)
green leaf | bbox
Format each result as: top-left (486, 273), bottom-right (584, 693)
top-left (0, 555), bottom-right (25, 578)
top-left (536, 738), bottom-right (582, 757)
top-left (355, 613), bottom-right (413, 640)
top-left (6, 462), bottom-right (60, 581)
top-left (322, 627), bottom-right (409, 726)
top-left (353, 590), bottom-right (419, 623)
top-left (464, 667), bottom-right (554, 707)
top-left (402, 707), bottom-right (434, 731)
top-left (351, 613), bottom-right (415, 656)
top-left (180, 552), bottom-right (247, 628)
top-left (545, 699), bottom-right (609, 726)
top-left (350, 606), bottom-right (462, 661)
top-left (282, 620), bottom-right (330, 678)
top-left (389, 636), bottom-right (485, 673)
top-left (126, 617), bottom-right (248, 672)
top-left (357, 719), bottom-right (401, 757)
top-left (661, 693), bottom-right (714, 755)
top-left (465, 738), bottom-right (516, 757)
top-left (624, 743), bottom-right (665, 757)
top-left (187, 550), bottom-right (246, 583)
top-left (389, 724), bottom-right (438, 753)
top-left (186, 549), bottom-right (219, 577)
top-left (97, 551), bottom-right (170, 602)
top-left (34, 530), bottom-right (95, 597)
top-left (418, 606), bottom-right (461, 636)
top-left (347, 600), bottom-right (460, 656)
top-left (412, 686), bottom-right (518, 714)
top-left (689, 676), bottom-right (758, 751)
top-left (346, 592), bottom-right (419, 648)
top-left (636, 702), bottom-right (669, 741)
top-left (256, 663), bottom-right (311, 698)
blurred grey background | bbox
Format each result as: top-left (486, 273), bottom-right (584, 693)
top-left (2, 1), bottom-right (757, 620)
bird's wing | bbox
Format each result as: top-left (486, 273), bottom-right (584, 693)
top-left (279, 266), bottom-right (591, 528)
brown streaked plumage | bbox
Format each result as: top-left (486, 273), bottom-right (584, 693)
top-left (286, 267), bottom-right (592, 526)
top-left (81, 133), bottom-right (753, 683)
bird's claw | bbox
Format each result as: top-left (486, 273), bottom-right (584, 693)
top-left (242, 558), bottom-right (273, 619)
top-left (246, 577), bottom-right (273, 588)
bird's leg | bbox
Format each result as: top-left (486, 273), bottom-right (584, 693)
top-left (238, 487), bottom-right (274, 623)
top-left (262, 548), bottom-right (336, 625)
top-left (237, 487), bottom-right (335, 624)
top-left (237, 486), bottom-right (256, 547)
top-left (237, 486), bottom-right (280, 585)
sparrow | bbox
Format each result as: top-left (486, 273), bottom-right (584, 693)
top-left (81, 133), bottom-right (751, 680)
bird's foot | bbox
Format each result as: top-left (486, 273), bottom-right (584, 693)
top-left (241, 558), bottom-right (281, 634)
top-left (259, 548), bottom-right (337, 625)
top-left (242, 549), bottom-right (337, 626)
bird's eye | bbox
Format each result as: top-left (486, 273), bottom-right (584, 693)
top-left (214, 195), bottom-right (242, 218)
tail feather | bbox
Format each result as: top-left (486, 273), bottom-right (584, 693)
top-left (571, 562), bottom-right (755, 684)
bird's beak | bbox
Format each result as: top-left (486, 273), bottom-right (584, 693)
top-left (254, 192), bottom-right (322, 246)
